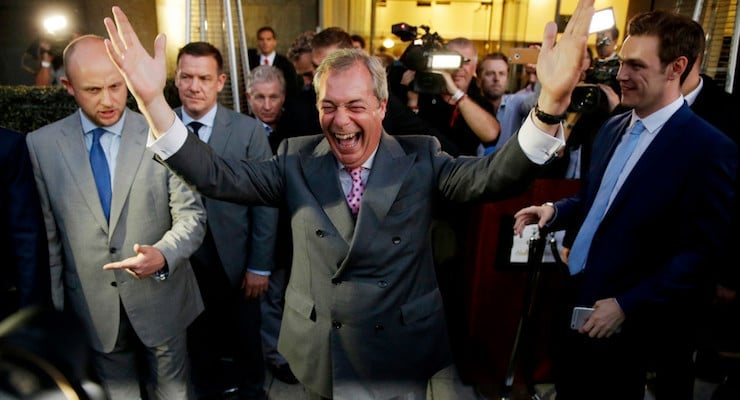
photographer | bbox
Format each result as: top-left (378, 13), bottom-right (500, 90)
top-left (409, 38), bottom-right (499, 157)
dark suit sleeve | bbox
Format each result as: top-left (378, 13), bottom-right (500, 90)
top-left (245, 124), bottom-right (279, 272)
top-left (1, 129), bottom-right (50, 309)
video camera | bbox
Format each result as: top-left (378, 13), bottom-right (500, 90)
top-left (392, 23), bottom-right (464, 94)
top-left (569, 58), bottom-right (620, 113)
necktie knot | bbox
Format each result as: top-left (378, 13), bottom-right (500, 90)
top-left (92, 127), bottom-right (106, 142)
top-left (188, 121), bottom-right (204, 138)
top-left (345, 166), bottom-right (364, 216)
top-left (629, 120), bottom-right (645, 136)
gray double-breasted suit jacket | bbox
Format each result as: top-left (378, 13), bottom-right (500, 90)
top-left (163, 129), bottom-right (542, 399)
top-left (26, 109), bottom-right (206, 353)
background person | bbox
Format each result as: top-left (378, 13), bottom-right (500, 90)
top-left (26, 35), bottom-right (206, 399)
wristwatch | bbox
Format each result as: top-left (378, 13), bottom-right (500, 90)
top-left (152, 264), bottom-right (169, 281)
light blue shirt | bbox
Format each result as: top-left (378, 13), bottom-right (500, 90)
top-left (181, 104), bottom-right (217, 143)
top-left (605, 95), bottom-right (685, 211)
top-left (481, 91), bottom-right (535, 155)
top-left (80, 109), bottom-right (125, 184)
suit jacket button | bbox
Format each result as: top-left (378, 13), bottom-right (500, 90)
top-left (392, 236), bottom-right (401, 244)
top-left (332, 320), bottom-right (342, 329)
top-left (110, 282), bottom-right (117, 287)
top-left (331, 278), bottom-right (341, 285)
top-left (377, 280), bottom-right (388, 288)
top-left (109, 247), bottom-right (117, 254)
top-left (374, 324), bottom-right (384, 331)
top-left (315, 229), bottom-right (325, 238)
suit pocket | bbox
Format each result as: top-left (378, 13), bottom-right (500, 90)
top-left (285, 286), bottom-right (316, 322)
top-left (400, 288), bottom-right (443, 325)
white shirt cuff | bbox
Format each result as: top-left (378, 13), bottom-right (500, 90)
top-left (146, 117), bottom-right (188, 160)
top-left (248, 268), bottom-right (271, 276)
top-left (517, 109), bottom-right (566, 165)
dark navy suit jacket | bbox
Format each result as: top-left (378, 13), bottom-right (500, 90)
top-left (549, 103), bottom-right (737, 317)
top-left (0, 127), bottom-right (49, 315)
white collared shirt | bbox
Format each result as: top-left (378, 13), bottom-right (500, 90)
top-left (260, 51), bottom-right (276, 66)
top-left (80, 109), bottom-right (126, 183)
top-left (181, 104), bottom-right (218, 143)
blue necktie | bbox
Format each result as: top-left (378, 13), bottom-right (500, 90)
top-left (90, 128), bottom-right (112, 221)
top-left (568, 120), bottom-right (645, 275)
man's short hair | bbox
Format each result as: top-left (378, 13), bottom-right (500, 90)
top-left (247, 65), bottom-right (286, 95)
top-left (288, 31), bottom-right (316, 62)
top-left (177, 42), bottom-right (224, 73)
top-left (313, 49), bottom-right (388, 103)
top-left (627, 10), bottom-right (705, 84)
top-left (350, 34), bottom-right (366, 49)
top-left (446, 37), bottom-right (477, 61)
top-left (257, 26), bottom-right (276, 38)
top-left (312, 27), bottom-right (353, 51)
top-left (477, 52), bottom-right (509, 76)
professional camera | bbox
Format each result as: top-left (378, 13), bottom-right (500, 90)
top-left (570, 58), bottom-right (620, 113)
top-left (584, 58), bottom-right (620, 87)
top-left (392, 23), bottom-right (464, 94)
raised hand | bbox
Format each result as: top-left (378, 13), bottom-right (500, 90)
top-left (536, 0), bottom-right (595, 117)
top-left (103, 6), bottom-right (174, 136)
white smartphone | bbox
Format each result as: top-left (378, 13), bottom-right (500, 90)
top-left (570, 306), bottom-right (594, 330)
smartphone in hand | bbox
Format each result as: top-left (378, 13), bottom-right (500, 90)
top-left (570, 306), bottom-right (594, 330)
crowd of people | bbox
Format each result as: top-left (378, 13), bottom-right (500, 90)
top-left (2, 0), bottom-right (739, 399)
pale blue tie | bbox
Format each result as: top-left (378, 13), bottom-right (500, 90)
top-left (90, 128), bottom-right (112, 221)
top-left (568, 120), bottom-right (645, 275)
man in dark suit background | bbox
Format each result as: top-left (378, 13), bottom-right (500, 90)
top-left (0, 127), bottom-right (50, 320)
top-left (514, 11), bottom-right (737, 400)
top-left (245, 65), bottom-right (303, 385)
top-left (681, 24), bottom-right (740, 400)
top-left (248, 27), bottom-right (298, 97)
top-left (104, 0), bottom-right (599, 397)
top-left (174, 41), bottom-right (278, 400)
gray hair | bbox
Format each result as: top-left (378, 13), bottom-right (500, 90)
top-left (312, 48), bottom-right (388, 102)
top-left (246, 65), bottom-right (286, 95)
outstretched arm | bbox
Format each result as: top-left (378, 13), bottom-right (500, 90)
top-left (103, 6), bottom-right (174, 137)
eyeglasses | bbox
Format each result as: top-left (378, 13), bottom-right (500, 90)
top-left (462, 57), bottom-right (472, 64)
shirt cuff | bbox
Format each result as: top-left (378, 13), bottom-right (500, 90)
top-left (517, 109), bottom-right (566, 165)
top-left (146, 117), bottom-right (188, 160)
top-left (248, 268), bottom-right (271, 276)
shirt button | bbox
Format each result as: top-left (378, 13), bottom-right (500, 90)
top-left (332, 320), bottom-right (342, 329)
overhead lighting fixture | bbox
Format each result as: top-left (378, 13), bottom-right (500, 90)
top-left (382, 38), bottom-right (395, 49)
top-left (589, 7), bottom-right (616, 34)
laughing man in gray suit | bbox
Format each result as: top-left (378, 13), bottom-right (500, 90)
top-left (104, 0), bottom-right (595, 397)
top-left (26, 35), bottom-right (206, 400)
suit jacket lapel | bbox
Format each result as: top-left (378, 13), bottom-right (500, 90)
top-left (109, 111), bottom-right (147, 234)
top-left (603, 104), bottom-right (691, 221)
top-left (302, 139), bottom-right (356, 243)
top-left (58, 114), bottom-right (110, 233)
top-left (209, 106), bottom-right (233, 155)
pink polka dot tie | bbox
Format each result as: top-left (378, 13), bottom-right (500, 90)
top-left (345, 166), bottom-right (364, 216)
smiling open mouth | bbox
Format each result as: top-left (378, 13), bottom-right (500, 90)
top-left (335, 132), bottom-right (360, 149)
